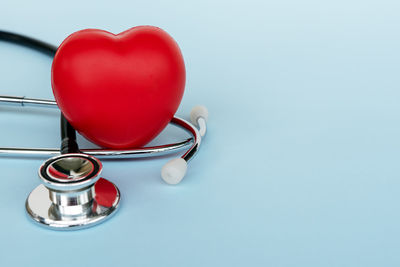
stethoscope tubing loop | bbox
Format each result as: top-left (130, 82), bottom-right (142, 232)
top-left (0, 95), bottom-right (204, 162)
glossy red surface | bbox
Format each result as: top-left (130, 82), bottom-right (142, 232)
top-left (94, 178), bottom-right (118, 208)
top-left (51, 26), bottom-right (186, 148)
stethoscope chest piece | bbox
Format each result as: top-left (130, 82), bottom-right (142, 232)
top-left (25, 153), bottom-right (120, 230)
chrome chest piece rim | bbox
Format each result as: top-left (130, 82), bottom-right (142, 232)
top-left (26, 153), bottom-right (120, 230)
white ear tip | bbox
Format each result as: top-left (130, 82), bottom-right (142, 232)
top-left (161, 158), bottom-right (188, 185)
top-left (190, 105), bottom-right (208, 125)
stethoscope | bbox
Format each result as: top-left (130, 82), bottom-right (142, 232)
top-left (0, 30), bottom-right (208, 230)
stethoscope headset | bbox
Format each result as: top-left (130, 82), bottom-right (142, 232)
top-left (0, 29), bottom-right (208, 230)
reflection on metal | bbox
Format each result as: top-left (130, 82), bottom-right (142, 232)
top-left (26, 153), bottom-right (120, 230)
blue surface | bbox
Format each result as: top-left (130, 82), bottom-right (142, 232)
top-left (1, 0), bottom-right (400, 266)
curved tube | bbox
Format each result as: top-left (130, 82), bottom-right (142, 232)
top-left (0, 136), bottom-right (193, 159)
top-left (0, 121), bottom-right (195, 160)
top-left (160, 107), bottom-right (207, 184)
top-left (0, 30), bottom-right (57, 56)
top-left (0, 96), bottom-right (206, 162)
top-left (172, 117), bottom-right (201, 163)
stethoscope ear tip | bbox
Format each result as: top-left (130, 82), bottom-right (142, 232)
top-left (161, 157), bottom-right (188, 185)
top-left (190, 105), bottom-right (208, 125)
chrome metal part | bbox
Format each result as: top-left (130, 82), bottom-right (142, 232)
top-left (0, 95), bottom-right (197, 159)
top-left (0, 137), bottom-right (193, 159)
top-left (26, 153), bottom-right (120, 230)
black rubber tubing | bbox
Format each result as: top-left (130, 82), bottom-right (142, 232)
top-left (0, 30), bottom-right (79, 154)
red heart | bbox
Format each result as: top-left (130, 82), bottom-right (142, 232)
top-left (51, 26), bottom-right (185, 148)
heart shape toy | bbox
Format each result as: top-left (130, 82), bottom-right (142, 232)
top-left (51, 26), bottom-right (185, 148)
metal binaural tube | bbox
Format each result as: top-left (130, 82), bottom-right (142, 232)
top-left (0, 95), bottom-right (198, 159)
top-left (171, 117), bottom-right (201, 163)
top-left (0, 137), bottom-right (193, 159)
top-left (0, 96), bottom-right (58, 108)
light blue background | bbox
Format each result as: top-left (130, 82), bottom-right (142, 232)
top-left (0, 0), bottom-right (400, 266)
